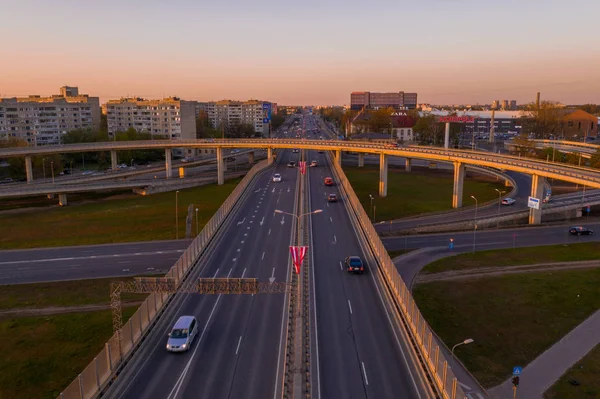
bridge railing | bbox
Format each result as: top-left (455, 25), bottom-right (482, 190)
top-left (58, 159), bottom-right (271, 399)
top-left (329, 157), bottom-right (467, 399)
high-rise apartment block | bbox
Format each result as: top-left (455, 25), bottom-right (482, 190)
top-left (510, 100), bottom-right (517, 110)
top-left (501, 100), bottom-right (509, 110)
top-left (207, 100), bottom-right (275, 136)
top-left (105, 97), bottom-right (197, 140)
top-left (350, 91), bottom-right (418, 110)
top-left (0, 86), bottom-right (100, 146)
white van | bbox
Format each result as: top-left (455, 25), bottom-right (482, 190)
top-left (166, 315), bottom-right (198, 352)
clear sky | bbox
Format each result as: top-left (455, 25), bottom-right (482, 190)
top-left (1, 0), bottom-right (599, 105)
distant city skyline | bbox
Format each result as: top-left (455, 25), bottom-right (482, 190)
top-left (2, 0), bottom-right (599, 105)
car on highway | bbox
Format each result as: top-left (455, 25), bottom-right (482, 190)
top-left (272, 173), bottom-right (282, 182)
top-left (568, 226), bottom-right (594, 236)
top-left (328, 194), bottom-right (338, 202)
top-left (166, 315), bottom-right (198, 352)
top-left (82, 170), bottom-right (94, 175)
top-left (1, 177), bottom-right (13, 184)
top-left (324, 177), bottom-right (334, 186)
top-left (287, 161), bottom-right (296, 168)
top-left (318, 150), bottom-right (324, 153)
top-left (345, 256), bottom-right (365, 274)
top-left (310, 160), bottom-right (318, 167)
top-left (501, 197), bottom-right (516, 205)
top-left (292, 149), bottom-right (299, 153)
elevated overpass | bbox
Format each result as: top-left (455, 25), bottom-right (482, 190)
top-left (505, 139), bottom-right (600, 159)
top-left (5, 138), bottom-right (600, 224)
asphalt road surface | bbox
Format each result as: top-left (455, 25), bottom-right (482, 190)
top-left (308, 147), bottom-right (425, 398)
top-left (105, 151), bottom-right (297, 398)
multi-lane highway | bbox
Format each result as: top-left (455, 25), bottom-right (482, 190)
top-left (105, 149), bottom-right (297, 399)
top-left (307, 147), bottom-right (425, 398)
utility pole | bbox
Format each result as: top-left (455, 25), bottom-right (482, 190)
top-left (489, 108), bottom-right (495, 144)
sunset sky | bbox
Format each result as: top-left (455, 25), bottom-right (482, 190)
top-left (2, 0), bottom-right (599, 105)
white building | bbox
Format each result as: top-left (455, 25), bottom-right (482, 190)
top-left (207, 100), bottom-right (273, 136)
top-left (105, 97), bottom-right (197, 141)
top-left (0, 86), bottom-right (101, 146)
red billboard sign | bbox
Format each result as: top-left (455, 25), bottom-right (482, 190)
top-left (439, 116), bottom-right (475, 123)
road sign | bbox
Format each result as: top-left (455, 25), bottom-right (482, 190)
top-left (449, 238), bottom-right (454, 250)
top-left (527, 196), bottom-right (540, 210)
top-left (262, 103), bottom-right (272, 124)
top-left (513, 366), bottom-right (522, 376)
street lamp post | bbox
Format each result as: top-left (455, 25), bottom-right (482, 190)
top-left (70, 160), bottom-right (73, 174)
top-left (195, 208), bottom-right (199, 236)
top-left (471, 195), bottom-right (478, 253)
top-left (51, 161), bottom-right (55, 184)
top-left (175, 191), bottom-right (180, 240)
top-left (369, 194), bottom-right (374, 222)
top-left (495, 189), bottom-right (506, 229)
top-left (42, 158), bottom-right (47, 179)
top-left (131, 158), bottom-right (134, 167)
top-left (451, 338), bottom-right (474, 359)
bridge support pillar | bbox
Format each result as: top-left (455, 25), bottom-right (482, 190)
top-left (358, 153), bottom-right (365, 168)
top-left (405, 158), bottom-right (412, 172)
top-left (444, 122), bottom-right (450, 149)
top-left (110, 150), bottom-right (118, 172)
top-left (267, 148), bottom-right (274, 165)
top-left (379, 153), bottom-right (388, 197)
top-left (58, 193), bottom-right (67, 206)
top-left (334, 150), bottom-right (341, 166)
top-left (25, 156), bottom-right (33, 183)
top-left (452, 161), bottom-right (465, 208)
top-left (216, 147), bottom-right (225, 185)
top-left (248, 151), bottom-right (255, 164)
top-left (529, 174), bottom-right (545, 225)
top-left (165, 149), bottom-right (173, 179)
top-left (505, 178), bottom-right (511, 187)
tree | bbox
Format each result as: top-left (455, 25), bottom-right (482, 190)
top-left (512, 133), bottom-right (535, 156)
top-left (520, 101), bottom-right (564, 139)
top-left (589, 149), bottom-right (600, 169)
top-left (579, 104), bottom-right (600, 115)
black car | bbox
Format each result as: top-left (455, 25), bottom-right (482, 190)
top-left (569, 226), bottom-right (594, 236)
top-left (328, 194), bottom-right (338, 202)
top-left (287, 161), bottom-right (296, 168)
top-left (345, 256), bottom-right (364, 274)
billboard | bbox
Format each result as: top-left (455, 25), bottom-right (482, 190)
top-left (262, 103), bottom-right (272, 124)
top-left (439, 116), bottom-right (475, 123)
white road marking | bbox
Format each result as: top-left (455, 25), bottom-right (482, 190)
top-left (244, 233), bottom-right (248, 236)
top-left (241, 268), bottom-right (246, 278)
top-left (262, 252), bottom-right (266, 260)
top-left (118, 261), bottom-right (131, 264)
top-left (227, 268), bottom-right (233, 278)
top-left (236, 336), bottom-right (243, 355)
top-left (237, 218), bottom-right (246, 226)
top-left (459, 382), bottom-right (472, 391)
top-left (348, 300), bottom-right (353, 314)
top-left (213, 268), bottom-right (220, 278)
top-left (361, 362), bottom-right (369, 385)
top-left (329, 217), bottom-right (332, 223)
top-left (232, 258), bottom-right (237, 262)
top-left (272, 188), bottom-right (275, 193)
top-left (326, 202), bottom-right (329, 207)
top-left (280, 217), bottom-right (285, 225)
top-left (247, 226), bottom-right (251, 230)
top-left (260, 217), bottom-right (265, 226)
top-left (241, 241), bottom-right (244, 244)
top-left (339, 261), bottom-right (343, 271)
top-left (333, 235), bottom-right (337, 244)
top-left (237, 248), bottom-right (241, 252)
top-left (268, 228), bottom-right (271, 235)
top-left (277, 198), bottom-right (279, 204)
top-left (252, 215), bottom-right (256, 218)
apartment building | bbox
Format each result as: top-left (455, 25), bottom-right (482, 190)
top-left (105, 97), bottom-right (197, 140)
top-left (0, 86), bottom-right (100, 146)
top-left (207, 100), bottom-right (275, 136)
top-left (350, 91), bottom-right (418, 110)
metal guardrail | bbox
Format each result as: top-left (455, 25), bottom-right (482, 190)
top-left (329, 157), bottom-right (466, 399)
top-left (57, 159), bottom-right (271, 399)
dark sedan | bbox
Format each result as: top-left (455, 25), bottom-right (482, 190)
top-left (569, 226), bottom-right (594, 236)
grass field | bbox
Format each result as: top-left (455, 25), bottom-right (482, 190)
top-left (0, 308), bottom-right (136, 399)
top-left (0, 189), bottom-right (133, 212)
top-left (422, 242), bottom-right (600, 274)
top-left (545, 343), bottom-right (600, 398)
top-left (0, 276), bottom-right (155, 311)
top-left (413, 268), bottom-right (600, 387)
top-left (344, 165), bottom-right (505, 222)
top-left (0, 178), bottom-right (241, 249)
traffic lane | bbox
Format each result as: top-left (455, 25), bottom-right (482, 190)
top-left (309, 162), bottom-right (367, 399)
top-left (115, 156), bottom-right (295, 399)
top-left (0, 250), bottom-right (183, 285)
top-left (383, 223), bottom-right (600, 285)
top-left (183, 159), bottom-right (295, 399)
top-left (0, 239), bottom-right (189, 262)
top-left (311, 152), bottom-right (420, 398)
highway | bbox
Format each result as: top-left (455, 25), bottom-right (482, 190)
top-left (104, 123), bottom-right (299, 399)
top-left (308, 147), bottom-right (425, 398)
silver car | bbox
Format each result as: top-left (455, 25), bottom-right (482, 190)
top-left (166, 315), bottom-right (198, 352)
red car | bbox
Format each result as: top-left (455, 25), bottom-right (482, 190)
top-left (324, 177), bottom-right (334, 186)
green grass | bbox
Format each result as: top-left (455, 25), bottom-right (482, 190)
top-left (0, 178), bottom-right (241, 249)
top-left (0, 307), bottom-right (136, 399)
top-left (413, 268), bottom-right (600, 387)
top-left (0, 276), bottom-right (158, 311)
top-left (0, 189), bottom-right (133, 212)
top-left (344, 165), bottom-right (505, 222)
top-left (423, 242), bottom-right (600, 274)
top-left (387, 249), bottom-right (414, 259)
top-left (545, 343), bottom-right (600, 399)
